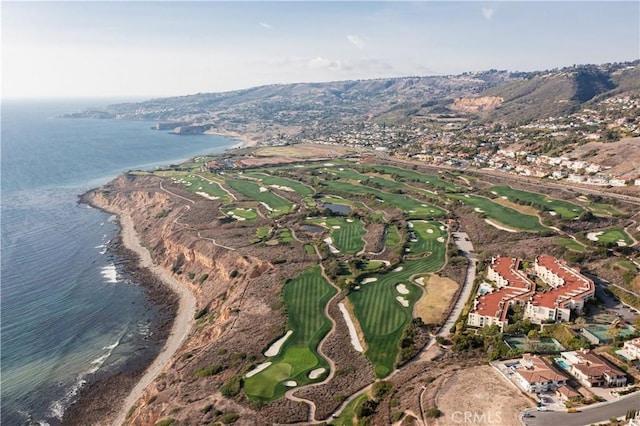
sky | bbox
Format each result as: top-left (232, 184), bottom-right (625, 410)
top-left (2, 1), bottom-right (639, 99)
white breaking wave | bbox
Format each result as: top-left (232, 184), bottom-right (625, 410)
top-left (100, 263), bottom-right (118, 283)
top-left (47, 332), bottom-right (125, 420)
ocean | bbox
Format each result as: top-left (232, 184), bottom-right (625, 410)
top-left (0, 99), bottom-right (235, 425)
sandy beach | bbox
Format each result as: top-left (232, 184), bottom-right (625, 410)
top-left (111, 214), bottom-right (197, 426)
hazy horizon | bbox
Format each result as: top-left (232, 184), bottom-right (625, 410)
top-left (3, 1), bottom-right (639, 99)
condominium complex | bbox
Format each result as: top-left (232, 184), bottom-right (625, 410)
top-left (468, 255), bottom-right (595, 330)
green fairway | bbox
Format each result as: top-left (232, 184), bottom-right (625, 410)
top-left (241, 172), bottom-right (315, 197)
top-left (320, 180), bottom-right (446, 218)
top-left (307, 217), bottom-right (366, 254)
top-left (448, 194), bottom-right (547, 232)
top-left (616, 260), bottom-right (637, 272)
top-left (588, 228), bottom-right (633, 246)
top-left (361, 260), bottom-right (386, 271)
top-left (407, 221), bottom-right (447, 257)
top-left (587, 202), bottom-right (626, 217)
top-left (489, 185), bottom-right (584, 219)
top-left (279, 228), bottom-right (294, 243)
top-left (320, 167), bottom-right (366, 182)
top-left (167, 173), bottom-right (232, 202)
top-left (243, 266), bottom-right (336, 400)
top-left (385, 225), bottom-right (402, 250)
top-left (365, 164), bottom-right (462, 192)
top-left (225, 178), bottom-right (293, 217)
top-left (330, 392), bottom-right (370, 426)
top-left (556, 237), bottom-right (586, 252)
top-left (348, 221), bottom-right (447, 377)
top-left (223, 206), bottom-right (258, 221)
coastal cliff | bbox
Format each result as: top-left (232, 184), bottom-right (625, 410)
top-left (78, 174), bottom-right (312, 425)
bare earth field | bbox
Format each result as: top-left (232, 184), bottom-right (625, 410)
top-left (254, 143), bottom-right (356, 158)
top-left (433, 365), bottom-right (531, 426)
top-left (415, 274), bottom-right (459, 324)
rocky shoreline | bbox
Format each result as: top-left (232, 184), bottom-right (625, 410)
top-left (61, 203), bottom-right (179, 426)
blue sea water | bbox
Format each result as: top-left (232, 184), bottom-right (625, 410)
top-left (1, 99), bottom-right (235, 425)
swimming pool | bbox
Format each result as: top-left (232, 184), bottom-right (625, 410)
top-left (555, 359), bottom-right (569, 369)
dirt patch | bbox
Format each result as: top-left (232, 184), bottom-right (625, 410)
top-left (433, 365), bottom-right (530, 426)
top-left (450, 96), bottom-right (503, 114)
top-left (254, 143), bottom-right (354, 158)
top-left (492, 197), bottom-right (541, 216)
top-left (414, 274), bottom-right (459, 325)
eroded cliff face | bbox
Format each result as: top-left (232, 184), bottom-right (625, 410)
top-left (450, 96), bottom-right (503, 114)
top-left (87, 175), bottom-right (301, 425)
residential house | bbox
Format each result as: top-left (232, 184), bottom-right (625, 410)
top-left (561, 350), bottom-right (627, 388)
top-left (616, 337), bottom-right (640, 361)
top-left (556, 385), bottom-right (580, 402)
top-left (515, 355), bottom-right (569, 393)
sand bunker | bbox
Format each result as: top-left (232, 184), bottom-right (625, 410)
top-left (474, 207), bottom-right (484, 213)
top-left (587, 231), bottom-right (603, 241)
top-left (338, 303), bottom-right (364, 352)
top-left (259, 186), bottom-right (268, 192)
top-left (437, 237), bottom-right (445, 242)
top-left (415, 277), bottom-right (425, 286)
top-left (396, 296), bottom-right (409, 307)
top-left (361, 277), bottom-right (378, 284)
top-left (393, 266), bottom-right (403, 272)
top-left (440, 226), bottom-right (445, 231)
top-left (308, 368), bottom-right (326, 379)
top-left (195, 192), bottom-right (219, 200)
top-left (549, 211), bottom-right (557, 216)
top-left (264, 330), bottom-right (293, 357)
top-left (485, 219), bottom-right (517, 233)
top-left (408, 222), bottom-right (414, 228)
top-left (396, 284), bottom-right (410, 294)
top-left (245, 362), bottom-right (272, 378)
top-left (332, 225), bottom-right (341, 229)
top-left (617, 240), bottom-right (627, 247)
top-left (260, 202), bottom-right (273, 212)
top-left (346, 219), bottom-right (354, 223)
top-left (427, 228), bottom-right (434, 234)
top-left (270, 185), bottom-right (294, 192)
top-left (284, 380), bottom-right (297, 387)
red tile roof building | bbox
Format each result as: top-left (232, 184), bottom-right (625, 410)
top-left (468, 255), bottom-right (594, 330)
top-left (525, 255), bottom-right (595, 324)
top-left (468, 257), bottom-right (535, 330)
top-left (515, 354), bottom-right (569, 393)
top-left (561, 350), bottom-right (627, 388)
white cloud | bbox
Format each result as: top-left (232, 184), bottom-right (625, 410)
top-left (482, 8), bottom-right (495, 20)
top-left (307, 57), bottom-right (342, 71)
top-left (346, 34), bottom-right (365, 49)
top-left (259, 22), bottom-right (273, 29)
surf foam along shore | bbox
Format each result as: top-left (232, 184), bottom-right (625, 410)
top-left (65, 195), bottom-right (195, 426)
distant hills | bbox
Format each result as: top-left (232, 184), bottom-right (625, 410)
top-left (66, 60), bottom-right (639, 129)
